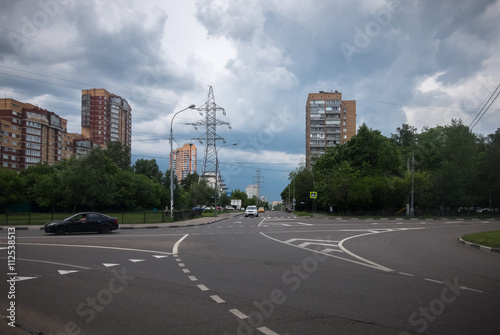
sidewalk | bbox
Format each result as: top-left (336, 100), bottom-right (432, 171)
top-left (0, 212), bottom-right (244, 231)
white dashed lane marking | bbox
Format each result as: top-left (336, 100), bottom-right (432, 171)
top-left (210, 295), bottom-right (225, 303)
top-left (229, 309), bottom-right (248, 319)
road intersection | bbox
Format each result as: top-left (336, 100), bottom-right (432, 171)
top-left (1, 212), bottom-right (499, 334)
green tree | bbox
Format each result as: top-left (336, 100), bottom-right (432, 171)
top-left (104, 141), bottom-right (131, 170)
top-left (284, 167), bottom-right (315, 211)
top-left (189, 179), bottom-right (213, 208)
top-left (481, 129), bottom-right (500, 208)
top-left (113, 169), bottom-right (139, 209)
top-left (431, 120), bottom-right (480, 209)
top-left (391, 123), bottom-right (417, 149)
top-left (316, 161), bottom-right (356, 213)
top-left (133, 158), bottom-right (163, 184)
top-left (345, 123), bottom-right (401, 176)
top-left (58, 149), bottom-right (119, 211)
top-left (0, 167), bottom-right (25, 207)
top-left (20, 163), bottom-right (61, 210)
top-left (133, 173), bottom-right (162, 209)
top-left (180, 173), bottom-right (200, 192)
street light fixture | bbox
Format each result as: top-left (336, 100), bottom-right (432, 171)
top-left (214, 142), bottom-right (237, 216)
top-left (170, 104), bottom-right (196, 221)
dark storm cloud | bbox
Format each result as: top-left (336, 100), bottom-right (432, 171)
top-left (0, 0), bottom-right (197, 122)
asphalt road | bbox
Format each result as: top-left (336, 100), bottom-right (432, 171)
top-left (0, 212), bottom-right (499, 334)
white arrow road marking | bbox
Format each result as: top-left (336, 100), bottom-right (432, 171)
top-left (297, 242), bottom-right (338, 248)
top-left (103, 263), bottom-right (120, 267)
top-left (129, 259), bottom-right (145, 263)
top-left (284, 238), bottom-right (340, 244)
top-left (13, 276), bottom-right (37, 282)
top-left (261, 232), bottom-right (394, 272)
top-left (58, 270), bottom-right (79, 275)
top-left (153, 255), bottom-right (169, 258)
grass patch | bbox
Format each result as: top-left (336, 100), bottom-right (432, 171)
top-left (462, 230), bottom-right (500, 248)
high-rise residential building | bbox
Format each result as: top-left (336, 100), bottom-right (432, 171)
top-left (305, 91), bottom-right (356, 170)
top-left (81, 88), bottom-right (132, 148)
top-left (169, 143), bottom-right (197, 181)
top-left (246, 184), bottom-right (259, 199)
top-left (0, 98), bottom-right (93, 170)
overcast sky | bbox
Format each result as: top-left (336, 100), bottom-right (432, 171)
top-left (1, 0), bottom-right (499, 203)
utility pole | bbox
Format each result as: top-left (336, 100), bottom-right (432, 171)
top-left (188, 143), bottom-right (194, 175)
top-left (410, 128), bottom-right (416, 217)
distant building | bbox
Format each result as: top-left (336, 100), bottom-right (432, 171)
top-left (305, 91), bottom-right (356, 170)
top-left (170, 143), bottom-right (197, 181)
top-left (246, 184), bottom-right (259, 199)
top-left (0, 98), bottom-right (95, 170)
top-left (81, 88), bottom-right (132, 149)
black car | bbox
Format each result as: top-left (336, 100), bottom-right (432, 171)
top-left (44, 212), bottom-right (119, 235)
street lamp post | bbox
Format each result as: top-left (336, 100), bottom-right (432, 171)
top-left (170, 104), bottom-right (196, 221)
top-left (214, 143), bottom-right (237, 216)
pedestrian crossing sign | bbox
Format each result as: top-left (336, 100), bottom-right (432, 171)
top-left (310, 192), bottom-right (317, 199)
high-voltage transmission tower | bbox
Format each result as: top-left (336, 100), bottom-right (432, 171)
top-left (188, 86), bottom-right (231, 180)
top-left (254, 169), bottom-right (264, 201)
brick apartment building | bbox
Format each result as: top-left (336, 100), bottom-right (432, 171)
top-left (170, 143), bottom-right (197, 181)
top-left (0, 98), bottom-right (94, 170)
top-left (305, 91), bottom-right (356, 169)
top-left (81, 88), bottom-right (132, 148)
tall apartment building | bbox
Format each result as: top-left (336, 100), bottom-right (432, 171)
top-left (246, 184), bottom-right (259, 199)
top-left (169, 143), bottom-right (197, 181)
top-left (81, 89), bottom-right (132, 148)
top-left (305, 91), bottom-right (356, 170)
top-left (0, 98), bottom-right (93, 170)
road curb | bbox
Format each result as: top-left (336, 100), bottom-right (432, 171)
top-left (0, 216), bottom-right (233, 231)
top-left (459, 237), bottom-right (500, 254)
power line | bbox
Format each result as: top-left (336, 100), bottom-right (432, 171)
top-left (469, 84), bottom-right (500, 130)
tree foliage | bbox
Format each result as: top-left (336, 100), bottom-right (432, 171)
top-left (283, 121), bottom-right (500, 215)
top-left (0, 167), bottom-right (25, 207)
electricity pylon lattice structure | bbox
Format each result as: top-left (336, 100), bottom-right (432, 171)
top-left (254, 169), bottom-right (264, 201)
top-left (188, 86), bottom-right (231, 180)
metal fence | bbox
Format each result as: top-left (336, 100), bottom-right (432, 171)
top-left (0, 209), bottom-right (204, 225)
